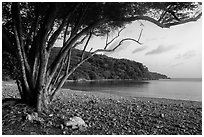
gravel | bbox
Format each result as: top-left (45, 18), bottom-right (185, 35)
top-left (2, 81), bottom-right (202, 135)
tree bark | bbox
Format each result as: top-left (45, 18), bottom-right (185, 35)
top-left (37, 88), bottom-right (52, 113)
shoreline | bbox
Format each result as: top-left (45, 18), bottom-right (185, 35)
top-left (65, 77), bottom-right (171, 83)
top-left (2, 80), bottom-right (201, 103)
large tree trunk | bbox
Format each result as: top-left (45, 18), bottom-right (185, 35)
top-left (17, 76), bottom-right (53, 113)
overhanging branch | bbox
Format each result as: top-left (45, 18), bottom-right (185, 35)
top-left (118, 12), bottom-right (202, 28)
top-left (163, 12), bottom-right (202, 27)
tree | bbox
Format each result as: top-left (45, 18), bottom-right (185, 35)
top-left (2, 2), bottom-right (202, 113)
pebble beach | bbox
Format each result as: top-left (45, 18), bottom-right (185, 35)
top-left (2, 81), bottom-right (202, 135)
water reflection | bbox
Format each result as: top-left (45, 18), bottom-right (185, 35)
top-left (62, 79), bottom-right (202, 101)
top-left (63, 80), bottom-right (150, 93)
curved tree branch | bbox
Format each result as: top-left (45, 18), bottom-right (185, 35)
top-left (106, 27), bottom-right (126, 47)
top-left (118, 12), bottom-right (202, 28)
top-left (163, 12), bottom-right (202, 27)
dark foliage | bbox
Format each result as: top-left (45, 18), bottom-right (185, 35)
top-left (48, 47), bottom-right (169, 81)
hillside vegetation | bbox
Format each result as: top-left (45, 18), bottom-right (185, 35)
top-left (49, 47), bottom-right (169, 81)
top-left (2, 47), bottom-right (169, 81)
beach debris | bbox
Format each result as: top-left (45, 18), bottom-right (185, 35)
top-left (64, 116), bottom-right (88, 130)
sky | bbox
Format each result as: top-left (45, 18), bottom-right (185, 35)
top-left (77, 18), bottom-right (202, 78)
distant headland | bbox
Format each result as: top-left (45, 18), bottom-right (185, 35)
top-left (49, 47), bottom-right (170, 81)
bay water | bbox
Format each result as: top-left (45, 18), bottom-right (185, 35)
top-left (62, 78), bottom-right (202, 101)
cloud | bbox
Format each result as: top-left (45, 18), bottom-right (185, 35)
top-left (175, 50), bottom-right (196, 60)
top-left (145, 45), bottom-right (175, 55)
top-left (171, 62), bottom-right (184, 68)
top-left (145, 36), bottom-right (166, 42)
top-left (132, 46), bottom-right (146, 54)
top-left (145, 37), bottom-right (157, 41)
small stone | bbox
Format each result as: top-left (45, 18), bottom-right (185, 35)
top-left (49, 114), bottom-right (54, 117)
top-left (161, 113), bottom-right (165, 118)
top-left (62, 131), bottom-right (66, 134)
top-left (30, 131), bottom-right (37, 135)
top-left (60, 124), bottom-right (64, 129)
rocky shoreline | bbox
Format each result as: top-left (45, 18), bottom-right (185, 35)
top-left (2, 81), bottom-right (202, 135)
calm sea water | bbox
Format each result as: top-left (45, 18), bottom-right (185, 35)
top-left (62, 78), bottom-right (202, 101)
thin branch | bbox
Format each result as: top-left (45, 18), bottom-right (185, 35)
top-left (105, 32), bottom-right (109, 49)
top-left (72, 33), bottom-right (89, 48)
top-left (51, 49), bottom-right (72, 98)
top-left (166, 10), bottom-right (180, 21)
top-left (89, 48), bottom-right (93, 53)
top-left (63, 23), bottom-right (69, 45)
top-left (106, 27), bottom-right (126, 46)
top-left (46, 49), bottom-right (69, 95)
top-left (137, 20), bottom-right (144, 26)
top-left (137, 28), bottom-right (143, 42)
top-left (81, 31), bottom-right (92, 60)
top-left (51, 56), bottom-right (66, 88)
top-left (113, 38), bottom-right (142, 51)
top-left (158, 4), bottom-right (173, 22)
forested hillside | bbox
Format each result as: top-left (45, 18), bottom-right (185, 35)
top-left (49, 47), bottom-right (169, 81)
top-left (2, 47), bottom-right (169, 81)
